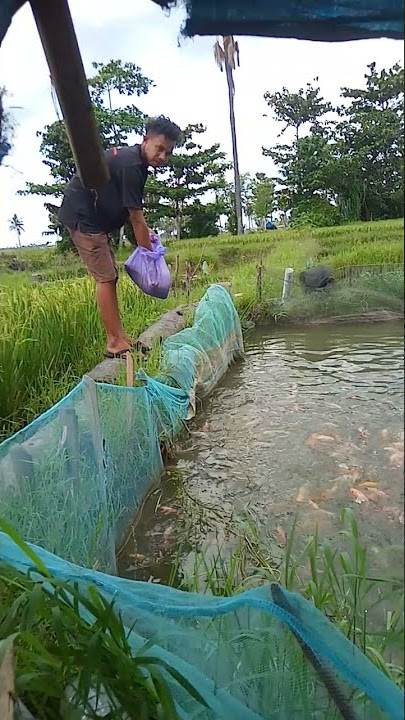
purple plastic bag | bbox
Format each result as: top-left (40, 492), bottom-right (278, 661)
top-left (124, 233), bottom-right (172, 299)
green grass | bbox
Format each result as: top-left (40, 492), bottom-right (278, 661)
top-left (0, 219), bottom-right (403, 438)
top-left (1, 508), bottom-right (403, 718)
top-left (0, 522), bottom-right (207, 719)
top-left (171, 503), bottom-right (404, 689)
top-left (280, 270), bottom-right (404, 321)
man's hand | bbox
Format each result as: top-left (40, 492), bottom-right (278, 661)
top-left (128, 208), bottom-right (153, 251)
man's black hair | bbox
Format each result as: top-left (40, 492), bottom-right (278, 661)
top-left (145, 116), bottom-right (182, 144)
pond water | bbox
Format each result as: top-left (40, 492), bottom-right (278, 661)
top-left (118, 321), bottom-right (404, 584)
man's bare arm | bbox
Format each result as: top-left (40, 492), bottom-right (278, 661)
top-left (128, 208), bottom-right (153, 250)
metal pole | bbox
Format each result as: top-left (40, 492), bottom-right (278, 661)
top-left (29, 0), bottom-right (109, 190)
top-left (282, 267), bottom-right (294, 302)
top-left (225, 62), bottom-right (243, 236)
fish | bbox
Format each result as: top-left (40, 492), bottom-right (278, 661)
top-left (385, 443), bottom-right (404, 452)
top-left (333, 474), bottom-right (354, 488)
top-left (307, 499), bottom-right (334, 516)
top-left (315, 486), bottom-right (338, 501)
top-left (383, 507), bottom-right (404, 524)
top-left (275, 526), bottom-right (287, 546)
top-left (296, 483), bottom-right (338, 504)
top-left (349, 488), bottom-right (368, 504)
top-left (307, 433), bottom-right (336, 449)
top-left (337, 464), bottom-right (363, 482)
top-left (359, 481), bottom-right (378, 489)
top-left (296, 485), bottom-right (311, 503)
top-left (365, 488), bottom-right (389, 504)
top-left (159, 506), bottom-right (177, 515)
top-left (128, 553), bottom-right (146, 562)
top-left (266, 502), bottom-right (291, 514)
top-left (388, 452), bottom-right (404, 469)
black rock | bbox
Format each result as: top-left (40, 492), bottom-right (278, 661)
top-left (299, 265), bottom-right (335, 292)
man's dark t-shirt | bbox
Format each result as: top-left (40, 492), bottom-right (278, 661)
top-left (58, 145), bottom-right (148, 233)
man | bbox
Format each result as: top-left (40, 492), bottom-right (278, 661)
top-left (58, 116), bottom-right (182, 358)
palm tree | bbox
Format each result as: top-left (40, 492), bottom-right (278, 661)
top-left (214, 36), bottom-right (244, 235)
top-left (9, 213), bottom-right (24, 248)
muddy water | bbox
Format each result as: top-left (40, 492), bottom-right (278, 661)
top-left (119, 321), bottom-right (404, 583)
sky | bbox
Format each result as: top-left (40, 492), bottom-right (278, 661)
top-left (0, 0), bottom-right (402, 248)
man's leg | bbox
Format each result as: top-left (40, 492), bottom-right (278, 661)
top-left (69, 228), bottom-right (132, 355)
top-left (96, 281), bottom-right (132, 354)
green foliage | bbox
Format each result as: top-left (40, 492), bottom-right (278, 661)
top-left (8, 213), bottom-right (24, 247)
top-left (174, 503), bottom-right (404, 687)
top-left (88, 59), bottom-right (153, 147)
top-left (284, 269), bottom-right (404, 320)
top-left (0, 523), bottom-right (207, 719)
top-left (1, 507), bottom-right (402, 718)
top-left (215, 181), bottom-right (237, 234)
top-left (0, 87), bottom-right (14, 165)
top-left (251, 172), bottom-right (275, 227)
top-left (182, 200), bottom-right (221, 238)
top-left (291, 197), bottom-right (343, 228)
top-left (217, 173), bottom-right (275, 232)
top-left (144, 123), bottom-right (229, 240)
top-left (263, 78), bottom-right (332, 140)
top-left (264, 62), bottom-right (404, 224)
top-left (336, 62), bottom-right (404, 221)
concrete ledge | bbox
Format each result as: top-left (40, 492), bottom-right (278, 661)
top-left (138, 304), bottom-right (197, 348)
top-left (88, 304), bottom-right (196, 383)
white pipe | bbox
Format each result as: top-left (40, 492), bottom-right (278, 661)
top-left (282, 267), bottom-right (294, 302)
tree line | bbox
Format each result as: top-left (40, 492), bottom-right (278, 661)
top-left (12, 55), bottom-right (404, 247)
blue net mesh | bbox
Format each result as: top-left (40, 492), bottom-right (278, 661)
top-left (0, 285), bottom-right (243, 571)
top-left (1, 532), bottom-right (403, 719)
top-left (0, 285), bottom-right (403, 719)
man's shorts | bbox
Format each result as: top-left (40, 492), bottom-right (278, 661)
top-left (69, 226), bottom-right (118, 283)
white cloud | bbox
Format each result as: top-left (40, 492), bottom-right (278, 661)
top-left (0, 0), bottom-right (402, 247)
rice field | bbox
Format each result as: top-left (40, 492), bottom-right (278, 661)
top-left (0, 219), bottom-right (403, 438)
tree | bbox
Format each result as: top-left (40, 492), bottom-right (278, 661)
top-left (335, 62), bottom-right (404, 220)
top-left (251, 173), bottom-right (275, 228)
top-left (263, 64), bottom-right (404, 224)
top-left (9, 214), bottom-right (24, 248)
top-left (87, 60), bottom-right (153, 147)
top-left (263, 78), bottom-right (333, 209)
top-left (215, 182), bottom-right (237, 234)
top-left (264, 79), bottom-right (332, 142)
top-left (0, 87), bottom-right (18, 166)
top-left (216, 173), bottom-right (254, 234)
top-left (182, 201), bottom-right (221, 239)
top-left (213, 36), bottom-right (244, 235)
top-left (0, 89), bottom-right (12, 165)
top-left (143, 124), bottom-right (229, 240)
top-left (21, 60), bottom-right (153, 248)
top-left (240, 174), bottom-right (254, 229)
